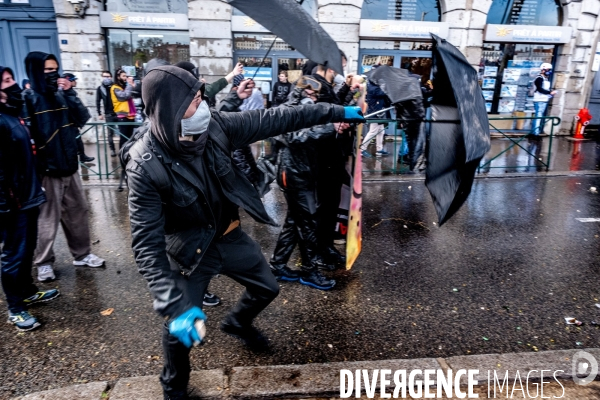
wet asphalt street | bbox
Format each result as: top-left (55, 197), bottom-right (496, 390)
top-left (1, 175), bottom-right (599, 399)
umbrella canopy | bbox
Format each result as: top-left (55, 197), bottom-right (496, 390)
top-left (366, 65), bottom-right (425, 170)
top-left (365, 65), bottom-right (422, 104)
top-left (225, 0), bottom-right (343, 74)
top-left (425, 34), bottom-right (491, 225)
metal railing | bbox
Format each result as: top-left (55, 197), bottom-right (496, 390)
top-left (77, 116), bottom-right (560, 180)
top-left (77, 122), bottom-right (141, 179)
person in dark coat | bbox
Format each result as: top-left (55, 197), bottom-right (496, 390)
top-left (272, 70), bottom-right (292, 107)
top-left (22, 52), bottom-right (105, 283)
top-left (361, 73), bottom-right (391, 157)
top-left (311, 65), bottom-right (350, 269)
top-left (63, 72), bottom-right (95, 163)
top-left (0, 66), bottom-right (59, 332)
top-left (96, 70), bottom-right (117, 152)
top-left (121, 65), bottom-right (362, 400)
top-left (270, 78), bottom-right (350, 289)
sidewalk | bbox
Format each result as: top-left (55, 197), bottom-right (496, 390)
top-left (13, 348), bottom-right (600, 399)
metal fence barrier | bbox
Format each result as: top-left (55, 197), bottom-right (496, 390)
top-left (78, 116), bottom-right (561, 180)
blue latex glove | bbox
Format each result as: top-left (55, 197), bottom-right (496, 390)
top-left (168, 306), bottom-right (206, 348)
top-left (343, 106), bottom-right (365, 123)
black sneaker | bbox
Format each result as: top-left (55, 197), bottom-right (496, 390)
top-left (221, 320), bottom-right (270, 351)
top-left (203, 292), bottom-right (221, 307)
top-left (299, 271), bottom-right (336, 290)
top-left (23, 289), bottom-right (60, 306)
top-left (163, 390), bottom-right (189, 400)
top-left (79, 154), bottom-right (95, 162)
top-left (270, 264), bottom-right (301, 282)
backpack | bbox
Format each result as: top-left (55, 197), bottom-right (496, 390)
top-left (121, 122), bottom-right (232, 199)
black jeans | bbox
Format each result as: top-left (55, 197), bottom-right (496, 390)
top-left (160, 226), bottom-right (279, 395)
top-left (0, 207), bottom-right (40, 313)
top-left (270, 189), bottom-right (319, 272)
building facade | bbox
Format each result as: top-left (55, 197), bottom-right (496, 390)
top-left (2, 0), bottom-right (600, 134)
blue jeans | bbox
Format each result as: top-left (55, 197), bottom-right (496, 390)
top-left (532, 101), bottom-right (548, 135)
top-left (1, 207), bottom-right (40, 313)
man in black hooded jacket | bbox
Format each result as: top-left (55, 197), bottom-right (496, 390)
top-left (1, 66), bottom-right (60, 332)
top-left (22, 52), bottom-right (105, 283)
top-left (122, 65), bottom-right (363, 400)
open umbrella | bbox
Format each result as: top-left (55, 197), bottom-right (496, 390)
top-left (224, 0), bottom-right (344, 74)
top-left (366, 66), bottom-right (425, 169)
top-left (426, 34), bottom-right (491, 225)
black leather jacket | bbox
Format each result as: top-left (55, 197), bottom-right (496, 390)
top-left (274, 87), bottom-right (338, 191)
top-left (0, 113), bottom-right (46, 213)
top-left (217, 91), bottom-right (261, 185)
top-left (124, 104), bottom-right (345, 319)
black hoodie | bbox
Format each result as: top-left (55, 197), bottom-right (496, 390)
top-left (22, 51), bottom-right (90, 177)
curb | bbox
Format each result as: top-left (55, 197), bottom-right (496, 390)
top-left (12, 348), bottom-right (600, 399)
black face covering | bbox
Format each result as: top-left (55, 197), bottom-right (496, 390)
top-left (0, 83), bottom-right (24, 116)
top-left (44, 71), bottom-right (60, 92)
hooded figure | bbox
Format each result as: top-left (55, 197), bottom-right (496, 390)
top-left (22, 51), bottom-right (103, 284)
top-left (1, 66), bottom-right (58, 332)
top-left (122, 65), bottom-right (360, 400)
top-left (22, 52), bottom-right (89, 177)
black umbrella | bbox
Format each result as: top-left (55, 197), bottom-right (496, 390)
top-left (225, 0), bottom-right (344, 74)
top-left (366, 66), bottom-right (425, 170)
top-left (426, 34), bottom-right (491, 225)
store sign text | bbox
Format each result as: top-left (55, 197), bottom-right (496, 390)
top-left (359, 20), bottom-right (449, 40)
top-left (99, 11), bottom-right (189, 30)
top-left (484, 24), bottom-right (572, 44)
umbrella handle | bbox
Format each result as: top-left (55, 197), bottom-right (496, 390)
top-left (252, 36), bottom-right (278, 80)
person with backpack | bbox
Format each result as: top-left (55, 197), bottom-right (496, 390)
top-left (96, 70), bottom-right (117, 155)
top-left (531, 62), bottom-right (556, 137)
top-left (1, 66), bottom-right (60, 331)
top-left (121, 65), bottom-right (364, 400)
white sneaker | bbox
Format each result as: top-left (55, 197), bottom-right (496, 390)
top-left (37, 265), bottom-right (56, 282)
top-left (73, 253), bottom-right (105, 268)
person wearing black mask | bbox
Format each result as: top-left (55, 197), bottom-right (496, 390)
top-left (22, 52), bottom-right (105, 283)
top-left (121, 65), bottom-right (364, 400)
top-left (1, 66), bottom-right (60, 331)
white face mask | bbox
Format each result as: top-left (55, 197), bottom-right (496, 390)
top-left (181, 100), bottom-right (211, 137)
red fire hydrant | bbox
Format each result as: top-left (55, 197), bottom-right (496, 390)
top-left (573, 108), bottom-right (592, 139)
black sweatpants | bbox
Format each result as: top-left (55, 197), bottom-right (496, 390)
top-left (160, 226), bottom-right (280, 395)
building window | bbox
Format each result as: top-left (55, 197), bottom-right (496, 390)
top-left (234, 34), bottom-right (296, 52)
top-left (361, 0), bottom-right (440, 21)
top-left (107, 29), bottom-right (190, 77)
top-left (487, 0), bottom-right (562, 26)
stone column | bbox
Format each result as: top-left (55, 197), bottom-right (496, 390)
top-left (52, 0), bottom-right (107, 122)
top-left (318, 0), bottom-right (361, 74)
top-left (188, 0), bottom-right (233, 88)
top-left (555, 0), bottom-right (600, 133)
top-left (443, 0), bottom-right (490, 67)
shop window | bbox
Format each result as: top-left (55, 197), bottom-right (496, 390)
top-left (487, 0), bottom-right (562, 26)
top-left (361, 0), bottom-right (440, 21)
top-left (234, 34), bottom-right (295, 52)
top-left (480, 43), bottom-right (554, 117)
top-left (107, 30), bottom-right (190, 77)
top-left (360, 40), bottom-right (432, 51)
top-left (105, 0), bottom-right (188, 13)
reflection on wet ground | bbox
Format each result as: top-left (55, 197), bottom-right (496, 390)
top-left (1, 176), bottom-right (599, 398)
top-left (77, 136), bottom-right (600, 183)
